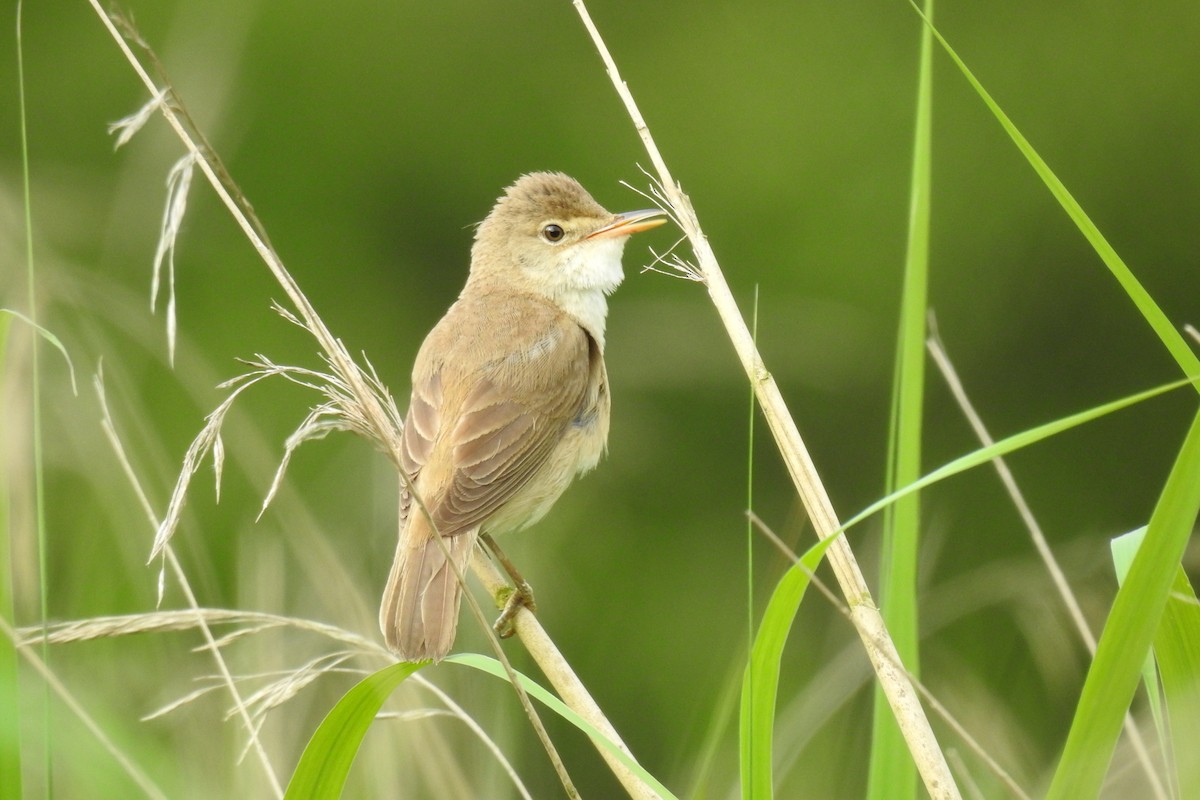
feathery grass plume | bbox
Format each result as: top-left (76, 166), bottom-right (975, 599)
top-left (147, 365), bottom-right (276, 563)
top-left (96, 367), bottom-right (287, 794)
top-left (107, 89), bottom-right (167, 150)
top-left (89, 6), bottom-right (662, 794)
top-left (150, 153), bottom-right (196, 367)
top-left (145, 342), bottom-right (403, 571)
top-left (621, 171), bottom-right (700, 283)
top-left (18, 606), bottom-right (532, 795)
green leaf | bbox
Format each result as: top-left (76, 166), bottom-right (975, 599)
top-left (283, 661), bottom-right (426, 799)
top-left (1046, 405), bottom-right (1200, 799)
top-left (906, 3), bottom-right (1200, 385)
top-left (1113, 529), bottom-right (1200, 797)
top-left (1110, 529), bottom-right (1165, 745)
top-left (870, 1), bottom-right (933, 797)
top-left (841, 375), bottom-right (1196, 537)
top-left (1154, 565), bottom-right (1200, 797)
top-left (739, 533), bottom-right (841, 798)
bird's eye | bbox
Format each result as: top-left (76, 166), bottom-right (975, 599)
top-left (541, 224), bottom-right (565, 243)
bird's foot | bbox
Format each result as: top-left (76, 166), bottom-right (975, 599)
top-left (493, 580), bottom-right (537, 639)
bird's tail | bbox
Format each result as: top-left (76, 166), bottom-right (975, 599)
top-left (380, 514), bottom-right (477, 662)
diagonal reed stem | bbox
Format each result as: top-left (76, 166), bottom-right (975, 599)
top-left (88, 3), bottom-right (656, 796)
top-left (571, 2), bottom-right (959, 796)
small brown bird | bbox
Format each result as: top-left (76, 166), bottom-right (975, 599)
top-left (381, 172), bottom-right (666, 661)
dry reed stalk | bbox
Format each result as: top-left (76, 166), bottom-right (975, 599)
top-left (572, 1), bottom-right (960, 796)
top-left (89, 3), bottom-right (664, 796)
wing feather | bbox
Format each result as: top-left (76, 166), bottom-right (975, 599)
top-left (400, 295), bottom-right (593, 538)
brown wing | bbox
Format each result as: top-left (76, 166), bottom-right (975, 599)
top-left (397, 370), bottom-right (439, 526)
top-left (399, 295), bottom-right (592, 537)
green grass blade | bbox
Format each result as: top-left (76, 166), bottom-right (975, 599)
top-left (1110, 529), bottom-right (1166, 755)
top-left (743, 286), bottom-right (760, 796)
top-left (1112, 529), bottom-right (1200, 797)
top-left (445, 653), bottom-right (679, 799)
top-left (14, 2), bottom-right (52, 795)
top-left (739, 533), bottom-right (841, 798)
top-left (908, 1), bottom-right (1200, 382)
top-left (0, 316), bottom-right (21, 800)
top-left (0, 311), bottom-right (74, 798)
top-left (1046, 405), bottom-right (1200, 799)
top-left (0, 311), bottom-right (77, 799)
top-left (283, 661), bottom-right (426, 800)
top-left (869, 1), bottom-right (933, 797)
top-left (904, 8), bottom-right (1200, 793)
top-left (1153, 565), bottom-right (1200, 797)
top-left (686, 665), bottom-right (743, 798)
top-left (0, 310), bottom-right (78, 396)
top-left (841, 375), bottom-right (1196, 536)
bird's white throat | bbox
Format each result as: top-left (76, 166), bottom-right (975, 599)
top-left (551, 236), bottom-right (627, 349)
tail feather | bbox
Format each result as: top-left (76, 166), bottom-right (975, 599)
top-left (380, 514), bottom-right (477, 662)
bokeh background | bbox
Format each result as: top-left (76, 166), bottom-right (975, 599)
top-left (2, 1), bottom-right (1199, 797)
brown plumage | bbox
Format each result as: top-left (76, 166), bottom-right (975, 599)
top-left (380, 173), bottom-right (665, 661)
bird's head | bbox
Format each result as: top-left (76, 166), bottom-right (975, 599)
top-left (470, 172), bottom-right (666, 303)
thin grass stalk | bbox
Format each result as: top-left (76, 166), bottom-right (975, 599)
top-left (95, 372), bottom-right (285, 795)
top-left (20, 608), bottom-right (533, 797)
top-left (14, 2), bottom-right (52, 795)
top-left (751, 516), bottom-right (1032, 799)
top-left (570, 2), bottom-right (958, 797)
top-left (0, 617), bottom-right (167, 800)
top-left (0, 316), bottom-right (20, 799)
top-left (903, 6), bottom-right (1200, 794)
top-left (469, 551), bottom-right (661, 799)
top-left (739, 289), bottom-right (758, 796)
top-left (906, 1), bottom-right (1200, 387)
top-left (742, 287), bottom-right (760, 795)
top-left (926, 331), bottom-right (1168, 798)
top-left (89, 4), bottom-right (394, 474)
top-left (0, 311), bottom-right (77, 799)
top-left (408, 677), bottom-right (535, 800)
top-left (870, 1), bottom-right (934, 797)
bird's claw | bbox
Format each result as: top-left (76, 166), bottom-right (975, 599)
top-left (493, 580), bottom-right (537, 639)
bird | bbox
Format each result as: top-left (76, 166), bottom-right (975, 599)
top-left (380, 172), bottom-right (666, 661)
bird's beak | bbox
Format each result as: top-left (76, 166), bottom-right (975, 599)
top-left (586, 209), bottom-right (668, 240)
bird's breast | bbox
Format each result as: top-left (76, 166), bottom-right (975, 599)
top-left (484, 358), bottom-right (610, 535)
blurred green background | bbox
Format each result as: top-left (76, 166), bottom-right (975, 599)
top-left (3, 0), bottom-right (1199, 797)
